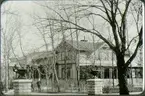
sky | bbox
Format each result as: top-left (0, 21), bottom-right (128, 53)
top-left (1, 0), bottom-right (142, 58)
top-left (1, 1), bottom-right (48, 57)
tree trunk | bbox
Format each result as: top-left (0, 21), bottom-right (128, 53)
top-left (45, 69), bottom-right (49, 92)
top-left (49, 21), bottom-right (60, 92)
top-left (117, 54), bottom-right (129, 95)
top-left (4, 54), bottom-right (9, 92)
top-left (53, 63), bottom-right (60, 92)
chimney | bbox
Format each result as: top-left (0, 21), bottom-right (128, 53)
top-left (80, 36), bottom-right (88, 42)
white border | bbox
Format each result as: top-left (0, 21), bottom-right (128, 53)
top-left (143, 2), bottom-right (145, 92)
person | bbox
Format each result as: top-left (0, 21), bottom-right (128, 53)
top-left (36, 78), bottom-right (41, 92)
top-left (13, 64), bottom-right (18, 78)
top-left (31, 81), bottom-right (34, 92)
top-left (0, 81), bottom-right (4, 96)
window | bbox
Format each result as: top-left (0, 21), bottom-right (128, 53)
top-left (57, 53), bottom-right (61, 60)
top-left (98, 50), bottom-right (107, 60)
top-left (112, 68), bottom-right (117, 79)
top-left (80, 66), bottom-right (94, 80)
top-left (61, 52), bottom-right (65, 60)
top-left (66, 52), bottom-right (68, 57)
top-left (105, 52), bottom-right (109, 60)
top-left (70, 52), bottom-right (75, 60)
top-left (61, 65), bottom-right (72, 79)
top-left (104, 68), bottom-right (109, 78)
top-left (127, 68), bottom-right (132, 78)
top-left (67, 67), bottom-right (71, 79)
top-left (132, 69), bottom-right (136, 78)
top-left (97, 53), bottom-right (101, 60)
top-left (62, 67), bottom-right (65, 79)
top-left (67, 52), bottom-right (70, 60)
top-left (135, 68), bottom-right (143, 78)
top-left (128, 68), bottom-right (142, 78)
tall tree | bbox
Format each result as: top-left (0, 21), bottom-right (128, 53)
top-left (49, 0), bottom-right (142, 95)
top-left (1, 3), bottom-right (21, 92)
top-left (32, 12), bottom-right (61, 92)
top-left (33, 0), bottom-right (142, 94)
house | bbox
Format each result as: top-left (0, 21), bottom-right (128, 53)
top-left (54, 39), bottom-right (143, 87)
top-left (55, 39), bottom-right (104, 79)
top-left (9, 39), bottom-right (143, 90)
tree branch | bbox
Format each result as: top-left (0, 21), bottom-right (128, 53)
top-left (126, 35), bottom-right (138, 51)
top-left (125, 27), bottom-right (142, 68)
top-left (100, 0), bottom-right (112, 22)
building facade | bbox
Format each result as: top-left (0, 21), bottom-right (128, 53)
top-left (54, 39), bottom-right (143, 87)
top-left (9, 39), bottom-right (143, 90)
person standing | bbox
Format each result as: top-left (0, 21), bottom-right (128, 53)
top-left (36, 78), bottom-right (41, 92)
top-left (0, 81), bottom-right (4, 96)
top-left (31, 81), bottom-right (34, 92)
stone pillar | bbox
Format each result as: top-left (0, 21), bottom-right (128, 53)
top-left (87, 79), bottom-right (103, 95)
top-left (13, 79), bottom-right (32, 95)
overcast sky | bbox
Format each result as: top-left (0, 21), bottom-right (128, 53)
top-left (1, 0), bottom-right (142, 58)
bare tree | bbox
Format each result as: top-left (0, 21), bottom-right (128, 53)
top-left (32, 15), bottom-right (50, 91)
top-left (32, 11), bottom-right (61, 91)
top-left (48, 20), bottom-right (60, 92)
top-left (34, 0), bottom-right (142, 95)
top-left (1, 4), bottom-right (21, 92)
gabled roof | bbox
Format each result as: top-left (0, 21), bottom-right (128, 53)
top-left (63, 40), bottom-right (104, 52)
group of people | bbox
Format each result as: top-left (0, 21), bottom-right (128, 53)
top-left (13, 64), bottom-right (42, 92)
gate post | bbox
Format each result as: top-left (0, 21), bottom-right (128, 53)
top-left (13, 79), bottom-right (32, 95)
top-left (87, 79), bottom-right (103, 95)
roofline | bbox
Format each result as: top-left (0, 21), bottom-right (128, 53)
top-left (55, 39), bottom-right (105, 52)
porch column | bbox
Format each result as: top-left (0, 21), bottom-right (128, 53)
top-left (109, 68), bottom-right (113, 86)
top-left (101, 68), bottom-right (104, 79)
top-left (132, 68), bottom-right (136, 78)
top-left (116, 68), bottom-right (118, 79)
top-left (72, 64), bottom-right (76, 79)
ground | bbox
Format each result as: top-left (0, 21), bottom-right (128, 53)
top-left (3, 89), bottom-right (143, 95)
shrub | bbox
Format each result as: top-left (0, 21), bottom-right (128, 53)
top-left (103, 86), bottom-right (110, 93)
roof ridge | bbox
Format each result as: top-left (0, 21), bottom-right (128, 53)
top-left (65, 39), bottom-right (104, 51)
